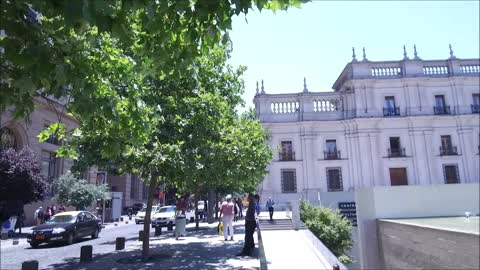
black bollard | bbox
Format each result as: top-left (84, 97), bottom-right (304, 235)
top-left (80, 245), bottom-right (93, 263)
top-left (167, 223), bottom-right (173, 231)
top-left (129, 216), bottom-right (132, 220)
top-left (115, 237), bottom-right (125, 250)
top-left (120, 217), bottom-right (124, 222)
top-left (155, 226), bottom-right (162, 236)
top-left (125, 221), bottom-right (129, 224)
top-left (139, 230), bottom-right (145, 241)
top-left (114, 223), bottom-right (118, 226)
top-left (21, 260), bottom-right (38, 270)
top-left (12, 239), bottom-right (19, 245)
top-left (332, 264), bottom-right (340, 270)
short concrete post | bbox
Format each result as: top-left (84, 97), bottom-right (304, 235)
top-left (21, 260), bottom-right (38, 270)
top-left (115, 237), bottom-right (125, 250)
top-left (155, 226), bottom-right (162, 236)
top-left (138, 230), bottom-right (145, 241)
top-left (80, 245), bottom-right (93, 263)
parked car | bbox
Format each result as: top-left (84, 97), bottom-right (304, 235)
top-left (123, 203), bottom-right (146, 215)
top-left (135, 205), bottom-right (160, 224)
top-left (151, 206), bottom-right (177, 228)
top-left (27, 211), bottom-right (102, 248)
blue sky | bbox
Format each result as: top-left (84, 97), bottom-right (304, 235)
top-left (228, 1), bottom-right (480, 111)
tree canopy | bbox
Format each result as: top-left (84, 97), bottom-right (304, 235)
top-left (0, 147), bottom-right (47, 204)
top-left (0, 147), bottom-right (47, 223)
top-left (53, 172), bottom-right (111, 210)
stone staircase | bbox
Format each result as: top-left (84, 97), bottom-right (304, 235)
top-left (258, 218), bottom-right (305, 231)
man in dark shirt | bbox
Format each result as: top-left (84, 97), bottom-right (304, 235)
top-left (237, 194), bottom-right (256, 256)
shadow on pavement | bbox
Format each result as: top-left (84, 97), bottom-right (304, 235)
top-left (48, 225), bottom-right (257, 270)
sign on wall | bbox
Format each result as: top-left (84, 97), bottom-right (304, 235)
top-left (338, 201), bottom-right (357, 227)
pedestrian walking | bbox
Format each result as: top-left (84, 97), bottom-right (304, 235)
top-left (254, 194), bottom-right (261, 217)
top-left (14, 209), bottom-right (25, 234)
top-left (237, 194), bottom-right (256, 256)
top-left (266, 197), bottom-right (275, 221)
top-left (51, 205), bottom-right (56, 216)
top-left (44, 206), bottom-right (52, 222)
top-left (33, 206), bottom-right (43, 225)
top-left (233, 199), bottom-right (239, 222)
top-left (236, 198), bottom-right (243, 219)
top-left (219, 194), bottom-right (235, 241)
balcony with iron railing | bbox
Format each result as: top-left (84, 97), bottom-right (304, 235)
top-left (383, 107), bottom-right (400, 117)
top-left (440, 146), bottom-right (458, 156)
top-left (388, 148), bottom-right (406, 158)
top-left (433, 106), bottom-right (451, 115)
top-left (323, 150), bottom-right (341, 160)
top-left (253, 58), bottom-right (479, 123)
top-left (471, 104), bottom-right (480, 114)
top-left (279, 151), bottom-right (296, 161)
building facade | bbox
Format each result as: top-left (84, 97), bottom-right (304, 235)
top-left (1, 97), bottom-right (147, 225)
top-left (254, 50), bottom-right (480, 205)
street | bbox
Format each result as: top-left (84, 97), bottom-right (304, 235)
top-left (0, 219), bottom-right (258, 270)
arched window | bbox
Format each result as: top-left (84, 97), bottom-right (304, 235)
top-left (0, 127), bottom-right (17, 150)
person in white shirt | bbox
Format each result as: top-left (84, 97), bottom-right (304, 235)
top-left (219, 194), bottom-right (235, 241)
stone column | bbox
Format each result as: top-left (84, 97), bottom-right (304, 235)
top-left (457, 128), bottom-right (473, 183)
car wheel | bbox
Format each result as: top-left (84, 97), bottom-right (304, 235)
top-left (66, 232), bottom-right (74, 245)
top-left (30, 241), bottom-right (39, 248)
top-left (92, 228), bottom-right (99, 239)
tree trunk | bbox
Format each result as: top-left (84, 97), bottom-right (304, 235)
top-left (214, 191), bottom-right (219, 220)
top-left (207, 189), bottom-right (215, 224)
top-left (142, 175), bottom-right (158, 259)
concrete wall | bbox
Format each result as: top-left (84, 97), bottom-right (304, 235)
top-left (377, 219), bottom-right (479, 269)
top-left (355, 184), bottom-right (480, 269)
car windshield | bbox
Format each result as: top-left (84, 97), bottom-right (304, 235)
top-left (158, 207), bottom-right (175, 213)
top-left (139, 206), bottom-right (159, 213)
top-left (45, 215), bottom-right (76, 224)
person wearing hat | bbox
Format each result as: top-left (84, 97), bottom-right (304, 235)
top-left (219, 194), bottom-right (235, 241)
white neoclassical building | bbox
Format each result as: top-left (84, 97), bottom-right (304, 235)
top-left (254, 47), bottom-right (480, 205)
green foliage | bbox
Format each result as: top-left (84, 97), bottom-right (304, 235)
top-left (338, 254), bottom-right (353, 265)
top-left (53, 172), bottom-right (111, 210)
top-left (300, 200), bottom-right (353, 263)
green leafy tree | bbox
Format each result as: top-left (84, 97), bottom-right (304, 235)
top-left (53, 172), bottom-right (111, 210)
top-left (0, 147), bottom-right (47, 223)
top-left (1, 0), bottom-right (307, 259)
top-left (300, 200), bottom-right (353, 264)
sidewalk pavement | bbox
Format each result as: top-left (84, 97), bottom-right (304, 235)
top-left (45, 220), bottom-right (259, 270)
top-left (258, 211), bottom-right (331, 270)
top-left (0, 215), bottom-right (134, 249)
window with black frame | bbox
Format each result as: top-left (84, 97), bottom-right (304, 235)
top-left (280, 141), bottom-right (294, 161)
top-left (325, 140), bottom-right (339, 159)
top-left (443, 165), bottom-right (460, 184)
top-left (326, 168), bottom-right (343, 191)
top-left (0, 127), bottom-right (17, 150)
top-left (281, 169), bottom-right (297, 193)
top-left (383, 96), bottom-right (399, 116)
top-left (434, 95), bottom-right (450, 114)
top-left (472, 94), bottom-right (480, 113)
